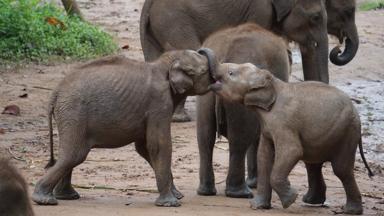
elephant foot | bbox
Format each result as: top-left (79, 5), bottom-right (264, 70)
top-left (250, 195), bottom-right (271, 209)
top-left (225, 184), bottom-right (253, 198)
top-left (54, 185), bottom-right (80, 200)
top-left (197, 184), bottom-right (217, 196)
top-left (172, 187), bottom-right (184, 199)
top-left (172, 109), bottom-right (191, 122)
top-left (246, 176), bottom-right (257, 189)
top-left (155, 194), bottom-right (181, 207)
top-left (279, 188), bottom-right (298, 209)
top-left (32, 191), bottom-right (58, 205)
top-left (343, 202), bottom-right (363, 215)
top-left (302, 190), bottom-right (326, 205)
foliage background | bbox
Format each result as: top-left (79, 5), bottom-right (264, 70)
top-left (0, 0), bottom-right (118, 63)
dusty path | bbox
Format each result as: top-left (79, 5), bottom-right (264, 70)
top-left (0, 0), bottom-right (383, 215)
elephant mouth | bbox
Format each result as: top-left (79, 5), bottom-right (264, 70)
top-left (209, 80), bottom-right (222, 92)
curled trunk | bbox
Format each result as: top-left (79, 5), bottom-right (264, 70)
top-left (329, 24), bottom-right (359, 66)
top-left (197, 48), bottom-right (218, 80)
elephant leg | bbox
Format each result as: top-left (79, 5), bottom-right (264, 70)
top-left (270, 134), bottom-right (302, 209)
top-left (146, 116), bottom-right (179, 207)
top-left (172, 98), bottom-right (191, 122)
top-left (331, 150), bottom-right (362, 214)
top-left (32, 126), bottom-right (89, 205)
top-left (196, 93), bottom-right (217, 196)
top-left (53, 170), bottom-right (80, 200)
top-left (135, 141), bottom-right (183, 199)
top-left (225, 144), bottom-right (253, 198)
top-left (246, 140), bottom-right (259, 189)
top-left (225, 105), bottom-right (257, 198)
top-left (302, 163), bottom-right (327, 205)
top-left (250, 135), bottom-right (273, 209)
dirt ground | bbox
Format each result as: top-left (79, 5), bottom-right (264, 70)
top-left (0, 0), bottom-right (384, 215)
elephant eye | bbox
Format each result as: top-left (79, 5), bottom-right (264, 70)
top-left (229, 70), bottom-right (235, 76)
top-left (310, 13), bottom-right (322, 24)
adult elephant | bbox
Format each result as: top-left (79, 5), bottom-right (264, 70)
top-left (140, 0), bottom-right (330, 122)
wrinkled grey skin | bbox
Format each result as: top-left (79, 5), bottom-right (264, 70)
top-left (196, 23), bottom-right (290, 198)
top-left (210, 64), bottom-right (373, 215)
top-left (32, 49), bottom-right (217, 207)
top-left (0, 158), bottom-right (34, 216)
top-left (140, 0), bottom-right (329, 122)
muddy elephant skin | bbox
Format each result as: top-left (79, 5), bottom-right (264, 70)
top-left (210, 64), bottom-right (374, 215)
top-left (32, 49), bottom-right (217, 207)
top-left (196, 23), bottom-right (290, 198)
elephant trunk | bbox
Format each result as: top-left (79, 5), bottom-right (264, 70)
top-left (197, 48), bottom-right (217, 80)
top-left (300, 33), bottom-right (329, 83)
top-left (330, 24), bottom-right (359, 66)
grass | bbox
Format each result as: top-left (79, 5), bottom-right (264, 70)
top-left (359, 0), bottom-right (384, 11)
top-left (0, 0), bottom-right (118, 64)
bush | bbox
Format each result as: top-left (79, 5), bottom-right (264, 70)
top-left (359, 0), bottom-right (384, 11)
top-left (0, 0), bottom-right (118, 63)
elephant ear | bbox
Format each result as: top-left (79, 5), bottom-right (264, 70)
top-left (244, 71), bottom-right (276, 111)
top-left (272, 0), bottom-right (295, 22)
top-left (169, 61), bottom-right (193, 94)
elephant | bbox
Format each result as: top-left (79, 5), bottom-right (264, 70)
top-left (327, 0), bottom-right (359, 66)
top-left (196, 23), bottom-right (290, 198)
top-left (140, 0), bottom-right (360, 204)
top-left (32, 48), bottom-right (217, 207)
top-left (0, 158), bottom-right (34, 216)
top-left (209, 63), bottom-right (374, 214)
top-left (140, 0), bottom-right (352, 121)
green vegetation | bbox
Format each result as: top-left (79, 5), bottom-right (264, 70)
top-left (0, 0), bottom-right (118, 63)
top-left (359, 0), bottom-right (384, 11)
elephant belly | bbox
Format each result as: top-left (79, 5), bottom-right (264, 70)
top-left (87, 121), bottom-right (146, 149)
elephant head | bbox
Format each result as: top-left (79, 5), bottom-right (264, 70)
top-left (326, 0), bottom-right (359, 66)
top-left (272, 0), bottom-right (329, 83)
top-left (168, 48), bottom-right (217, 95)
top-left (210, 63), bottom-right (276, 111)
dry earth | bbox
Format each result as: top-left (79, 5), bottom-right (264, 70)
top-left (0, 0), bottom-right (383, 215)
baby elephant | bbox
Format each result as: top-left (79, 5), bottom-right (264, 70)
top-left (210, 64), bottom-right (373, 215)
top-left (32, 48), bottom-right (216, 207)
top-left (0, 158), bottom-right (34, 216)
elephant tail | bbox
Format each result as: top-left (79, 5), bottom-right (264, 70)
top-left (45, 91), bottom-right (58, 169)
top-left (140, 0), bottom-right (163, 61)
top-left (359, 137), bottom-right (374, 177)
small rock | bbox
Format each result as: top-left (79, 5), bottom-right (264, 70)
top-left (2, 105), bottom-right (21, 116)
top-left (19, 93), bottom-right (28, 98)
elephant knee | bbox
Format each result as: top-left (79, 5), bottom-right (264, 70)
top-left (270, 175), bottom-right (288, 191)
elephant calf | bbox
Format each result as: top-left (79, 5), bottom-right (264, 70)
top-left (209, 64), bottom-right (373, 215)
top-left (0, 158), bottom-right (34, 216)
top-left (197, 23), bottom-right (290, 198)
top-left (32, 49), bottom-right (216, 207)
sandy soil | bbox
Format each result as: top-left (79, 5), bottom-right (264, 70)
top-left (0, 0), bottom-right (383, 215)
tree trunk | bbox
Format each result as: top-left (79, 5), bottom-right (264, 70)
top-left (61, 0), bottom-right (83, 20)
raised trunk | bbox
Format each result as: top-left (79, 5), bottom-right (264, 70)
top-left (300, 34), bottom-right (329, 83)
top-left (329, 24), bottom-right (359, 66)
